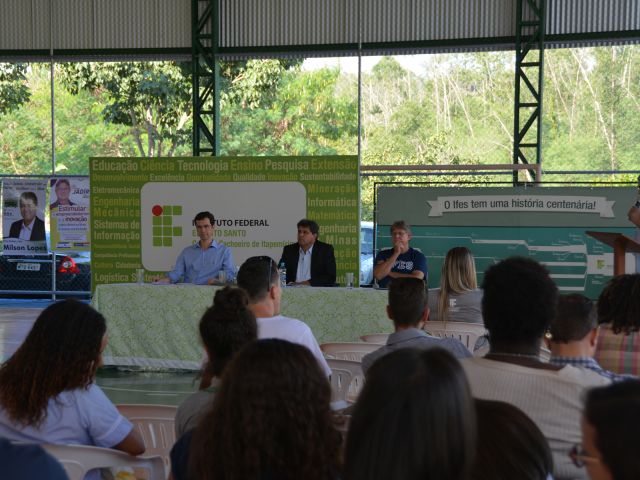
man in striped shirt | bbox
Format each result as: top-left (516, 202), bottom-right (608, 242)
top-left (548, 293), bottom-right (636, 382)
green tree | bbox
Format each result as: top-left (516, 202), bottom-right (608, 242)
top-left (57, 59), bottom-right (303, 158)
top-left (221, 66), bottom-right (357, 156)
top-left (0, 64), bottom-right (137, 175)
top-left (0, 63), bottom-right (30, 116)
top-left (58, 62), bottom-right (192, 157)
top-left (0, 65), bottom-right (51, 174)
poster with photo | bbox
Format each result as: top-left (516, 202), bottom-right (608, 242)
top-left (49, 177), bottom-right (90, 251)
top-left (2, 179), bottom-right (48, 255)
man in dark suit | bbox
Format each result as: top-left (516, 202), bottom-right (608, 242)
top-left (8, 191), bottom-right (46, 241)
top-left (279, 219), bottom-right (336, 286)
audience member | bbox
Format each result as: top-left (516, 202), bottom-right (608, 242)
top-left (361, 277), bottom-right (470, 374)
top-left (170, 339), bottom-right (341, 480)
top-left (154, 211), bottom-right (235, 285)
top-left (174, 286), bottom-right (257, 436)
top-left (279, 219), bottom-right (336, 286)
top-left (461, 256), bottom-right (609, 479)
top-left (594, 274), bottom-right (640, 375)
top-left (428, 246), bottom-right (483, 324)
top-left (237, 256), bottom-right (331, 375)
top-left (373, 220), bottom-right (427, 288)
top-left (549, 293), bottom-right (635, 382)
top-left (344, 348), bottom-right (476, 480)
top-left (0, 437), bottom-right (69, 479)
top-left (0, 300), bottom-right (144, 479)
top-left (471, 399), bottom-right (553, 480)
top-left (574, 380), bottom-right (640, 480)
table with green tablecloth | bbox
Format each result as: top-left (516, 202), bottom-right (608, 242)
top-left (92, 284), bottom-right (391, 370)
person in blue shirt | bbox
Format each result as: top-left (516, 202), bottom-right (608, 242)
top-left (155, 211), bottom-right (235, 285)
top-left (0, 438), bottom-right (69, 480)
top-left (373, 220), bottom-right (427, 288)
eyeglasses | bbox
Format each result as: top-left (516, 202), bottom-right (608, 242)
top-left (569, 444), bottom-right (600, 468)
top-left (245, 256), bottom-right (276, 289)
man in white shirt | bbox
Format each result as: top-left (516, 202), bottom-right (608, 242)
top-left (462, 257), bottom-right (609, 480)
top-left (237, 255), bottom-right (331, 376)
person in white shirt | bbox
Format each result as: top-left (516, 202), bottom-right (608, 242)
top-left (462, 256), bottom-right (609, 480)
top-left (0, 299), bottom-right (144, 476)
top-left (237, 255), bottom-right (331, 376)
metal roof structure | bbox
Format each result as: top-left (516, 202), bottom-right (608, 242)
top-left (1, 0), bottom-right (638, 59)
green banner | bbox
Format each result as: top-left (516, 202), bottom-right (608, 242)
top-left (90, 156), bottom-right (359, 287)
top-left (377, 186), bottom-right (638, 298)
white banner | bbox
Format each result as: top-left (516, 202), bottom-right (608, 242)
top-left (428, 195), bottom-right (615, 218)
top-left (49, 177), bottom-right (90, 251)
top-left (2, 179), bottom-right (48, 255)
top-left (140, 182), bottom-right (307, 271)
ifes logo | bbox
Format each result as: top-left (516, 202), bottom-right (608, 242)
top-left (151, 204), bottom-right (183, 247)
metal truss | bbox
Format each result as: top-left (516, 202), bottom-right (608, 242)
top-left (192, 0), bottom-right (220, 156)
top-left (513, 0), bottom-right (546, 184)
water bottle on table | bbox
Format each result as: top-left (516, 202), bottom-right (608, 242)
top-left (278, 261), bottom-right (287, 287)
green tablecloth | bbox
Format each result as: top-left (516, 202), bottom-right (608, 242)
top-left (92, 284), bottom-right (391, 370)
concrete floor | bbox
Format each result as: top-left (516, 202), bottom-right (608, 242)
top-left (0, 306), bottom-right (39, 362)
top-left (0, 303), bottom-right (197, 406)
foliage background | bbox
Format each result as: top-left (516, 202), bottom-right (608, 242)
top-left (1, 46), bottom-right (639, 220)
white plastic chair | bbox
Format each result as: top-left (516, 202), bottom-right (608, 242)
top-left (321, 342), bottom-right (382, 362)
top-left (423, 321), bottom-right (487, 353)
top-left (116, 404), bottom-right (177, 474)
top-left (360, 333), bottom-right (390, 344)
top-left (41, 443), bottom-right (165, 480)
top-left (327, 358), bottom-right (365, 406)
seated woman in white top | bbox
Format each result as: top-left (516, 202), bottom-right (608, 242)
top-left (0, 300), bottom-right (144, 455)
top-left (428, 246), bottom-right (483, 324)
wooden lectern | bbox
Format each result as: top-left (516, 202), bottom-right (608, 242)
top-left (586, 231), bottom-right (640, 276)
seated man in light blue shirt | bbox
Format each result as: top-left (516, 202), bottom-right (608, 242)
top-left (155, 211), bottom-right (235, 285)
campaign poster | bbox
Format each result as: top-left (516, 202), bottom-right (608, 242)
top-left (49, 177), bottom-right (90, 251)
top-left (2, 179), bottom-right (48, 255)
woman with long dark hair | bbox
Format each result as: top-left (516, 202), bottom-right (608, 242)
top-left (344, 347), bottom-right (476, 480)
top-left (174, 286), bottom-right (258, 436)
top-left (471, 399), bottom-right (553, 480)
top-left (0, 300), bottom-right (143, 453)
top-left (170, 339), bottom-right (341, 480)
